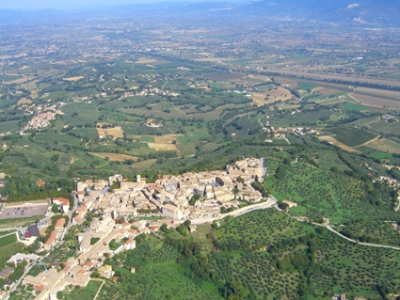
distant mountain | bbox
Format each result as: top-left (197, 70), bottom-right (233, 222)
top-left (1, 0), bottom-right (399, 27)
top-left (237, 0), bottom-right (400, 25)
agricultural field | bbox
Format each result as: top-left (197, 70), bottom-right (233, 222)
top-left (60, 280), bottom-right (102, 300)
top-left (251, 86), bottom-right (292, 106)
top-left (364, 138), bottom-right (400, 154)
top-left (326, 127), bottom-right (377, 147)
top-left (95, 209), bottom-right (400, 300)
top-left (147, 142), bottom-right (178, 152)
top-left (89, 152), bottom-right (138, 162)
top-left (0, 233), bottom-right (17, 246)
top-left (317, 136), bottom-right (359, 153)
top-left (351, 93), bottom-right (400, 110)
top-left (63, 76), bottom-right (85, 82)
top-left (95, 234), bottom-right (222, 300)
top-left (0, 234), bottom-right (25, 268)
top-left (96, 123), bottom-right (124, 139)
top-left (265, 159), bottom-right (398, 224)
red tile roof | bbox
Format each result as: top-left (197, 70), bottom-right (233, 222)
top-left (55, 218), bottom-right (66, 229)
top-left (44, 230), bottom-right (58, 247)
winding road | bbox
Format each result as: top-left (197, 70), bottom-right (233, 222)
top-left (276, 205), bottom-right (400, 251)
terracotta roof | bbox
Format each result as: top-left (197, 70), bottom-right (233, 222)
top-left (55, 218), bottom-right (66, 229)
top-left (84, 262), bottom-right (93, 267)
top-left (53, 197), bottom-right (69, 206)
top-left (44, 230), bottom-right (58, 247)
top-left (34, 285), bottom-right (44, 291)
top-left (124, 239), bottom-right (135, 245)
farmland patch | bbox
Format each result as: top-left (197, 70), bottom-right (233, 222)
top-left (318, 136), bottom-right (359, 153)
top-left (147, 143), bottom-right (179, 152)
top-left (327, 127), bottom-right (377, 147)
top-left (364, 138), bottom-right (400, 154)
top-left (96, 123), bottom-right (124, 139)
top-left (350, 93), bottom-right (400, 110)
top-left (63, 76), bottom-right (84, 82)
top-left (89, 152), bottom-right (138, 161)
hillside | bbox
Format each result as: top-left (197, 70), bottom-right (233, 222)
top-left (239, 0), bottom-right (400, 25)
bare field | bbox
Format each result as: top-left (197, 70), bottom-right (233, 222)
top-left (17, 98), bottom-right (32, 105)
top-left (318, 136), bottom-right (359, 153)
top-left (132, 159), bottom-right (157, 170)
top-left (269, 70), bottom-right (400, 87)
top-left (135, 58), bottom-right (159, 64)
top-left (96, 123), bottom-right (124, 139)
top-left (89, 152), bottom-right (138, 161)
top-left (365, 138), bottom-right (400, 154)
top-left (312, 87), bottom-right (341, 95)
top-left (350, 93), bottom-right (400, 110)
top-left (354, 87), bottom-right (400, 103)
top-left (63, 76), bottom-right (84, 82)
top-left (153, 134), bottom-right (180, 144)
top-left (274, 78), bottom-right (299, 88)
top-left (252, 86), bottom-right (292, 106)
top-left (3, 77), bottom-right (31, 85)
top-left (147, 143), bottom-right (179, 152)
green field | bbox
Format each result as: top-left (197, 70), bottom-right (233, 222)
top-left (295, 83), bottom-right (318, 91)
top-left (0, 216), bottom-right (42, 228)
top-left (0, 242), bottom-right (25, 267)
top-left (338, 102), bottom-right (370, 111)
top-left (62, 280), bottom-right (102, 300)
top-left (369, 152), bottom-right (393, 159)
top-left (327, 127), bottom-right (377, 147)
top-left (0, 233), bottom-right (17, 247)
top-left (93, 210), bottom-right (400, 300)
top-left (265, 159), bottom-right (397, 224)
top-left (95, 235), bottom-right (222, 300)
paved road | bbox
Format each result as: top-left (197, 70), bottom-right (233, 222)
top-left (187, 197), bottom-right (277, 226)
top-left (61, 192), bottom-right (80, 241)
top-left (325, 225), bottom-right (400, 251)
top-left (276, 205), bottom-right (400, 251)
top-left (258, 119), bottom-right (268, 131)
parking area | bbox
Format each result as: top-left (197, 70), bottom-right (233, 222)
top-left (0, 203), bottom-right (49, 219)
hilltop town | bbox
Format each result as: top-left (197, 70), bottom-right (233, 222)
top-left (0, 158), bottom-right (271, 300)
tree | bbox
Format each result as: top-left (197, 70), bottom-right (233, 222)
top-left (51, 204), bottom-right (60, 213)
top-left (189, 194), bottom-right (201, 206)
top-left (278, 202), bottom-right (288, 211)
top-left (160, 223), bottom-right (168, 233)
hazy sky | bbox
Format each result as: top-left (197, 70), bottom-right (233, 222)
top-left (0, 0), bottom-right (245, 11)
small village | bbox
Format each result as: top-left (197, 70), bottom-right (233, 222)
top-left (20, 103), bottom-right (64, 132)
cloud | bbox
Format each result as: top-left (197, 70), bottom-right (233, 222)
top-left (347, 3), bottom-right (360, 9)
